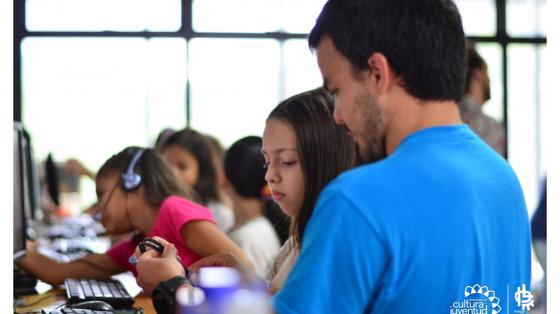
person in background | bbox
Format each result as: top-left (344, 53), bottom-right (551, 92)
top-left (65, 158), bottom-right (96, 181)
top-left (224, 136), bottom-right (281, 276)
top-left (204, 133), bottom-right (234, 210)
top-left (216, 133), bottom-right (289, 244)
top-left (16, 147), bottom-right (249, 286)
top-left (458, 41), bottom-right (505, 156)
top-left (154, 127), bottom-right (176, 153)
top-left (161, 128), bottom-right (235, 231)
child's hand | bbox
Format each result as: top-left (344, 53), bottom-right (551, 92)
top-left (132, 236), bottom-right (171, 259)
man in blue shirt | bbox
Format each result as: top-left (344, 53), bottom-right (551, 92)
top-left (134, 0), bottom-right (531, 313)
top-left (272, 0), bottom-right (531, 313)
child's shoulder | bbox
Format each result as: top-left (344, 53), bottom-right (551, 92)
top-left (159, 195), bottom-right (215, 221)
top-left (160, 195), bottom-right (207, 213)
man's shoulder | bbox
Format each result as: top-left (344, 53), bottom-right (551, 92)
top-left (319, 160), bottom-right (402, 217)
top-left (327, 158), bottom-right (401, 194)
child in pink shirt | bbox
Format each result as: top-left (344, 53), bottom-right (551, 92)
top-left (107, 195), bottom-right (216, 276)
top-left (17, 147), bottom-right (248, 286)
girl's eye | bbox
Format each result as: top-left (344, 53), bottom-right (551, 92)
top-left (282, 161), bottom-right (296, 167)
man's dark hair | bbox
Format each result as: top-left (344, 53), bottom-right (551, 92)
top-left (309, 0), bottom-right (467, 102)
top-left (267, 88), bottom-right (356, 250)
top-left (97, 146), bottom-right (195, 209)
top-left (464, 40), bottom-right (487, 94)
top-left (162, 128), bottom-right (220, 205)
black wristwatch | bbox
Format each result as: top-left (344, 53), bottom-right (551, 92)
top-left (151, 276), bottom-right (191, 314)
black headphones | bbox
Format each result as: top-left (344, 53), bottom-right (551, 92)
top-left (121, 149), bottom-right (144, 192)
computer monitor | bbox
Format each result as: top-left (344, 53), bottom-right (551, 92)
top-left (14, 124), bottom-right (27, 261)
top-left (15, 123), bottom-right (33, 227)
top-left (45, 153), bottom-right (60, 206)
top-left (22, 129), bottom-right (42, 220)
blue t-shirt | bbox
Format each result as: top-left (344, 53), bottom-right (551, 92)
top-left (273, 125), bottom-right (531, 314)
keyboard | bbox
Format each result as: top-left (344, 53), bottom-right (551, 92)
top-left (64, 278), bottom-right (135, 309)
top-left (44, 308), bottom-right (142, 314)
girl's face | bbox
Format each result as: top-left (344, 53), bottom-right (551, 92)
top-left (95, 174), bottom-right (133, 235)
top-left (162, 145), bottom-right (200, 188)
top-left (262, 118), bottom-right (305, 217)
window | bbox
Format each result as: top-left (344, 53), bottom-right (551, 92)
top-left (21, 37), bottom-right (188, 204)
top-left (26, 0), bottom-right (182, 31)
top-left (192, 0), bottom-right (326, 33)
top-left (507, 44), bottom-right (547, 211)
top-left (507, 0), bottom-right (546, 37)
top-left (15, 1), bottom-right (547, 234)
top-left (188, 38), bottom-right (280, 145)
top-left (454, 0), bottom-right (496, 36)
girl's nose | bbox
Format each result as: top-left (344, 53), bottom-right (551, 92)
top-left (265, 165), bottom-right (279, 184)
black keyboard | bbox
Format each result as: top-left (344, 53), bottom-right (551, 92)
top-left (44, 308), bottom-right (142, 314)
top-left (58, 309), bottom-right (114, 314)
top-left (64, 278), bottom-right (134, 309)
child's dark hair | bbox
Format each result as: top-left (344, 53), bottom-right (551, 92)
top-left (267, 87), bottom-right (356, 249)
top-left (224, 136), bottom-right (266, 199)
top-left (225, 136), bottom-right (290, 242)
top-left (161, 128), bottom-right (220, 205)
top-left (97, 146), bottom-right (194, 209)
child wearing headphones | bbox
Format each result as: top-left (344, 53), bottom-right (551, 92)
top-left (224, 136), bottom-right (281, 276)
top-left (161, 128), bottom-right (235, 231)
top-left (16, 147), bottom-right (249, 286)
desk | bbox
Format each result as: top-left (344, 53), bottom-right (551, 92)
top-left (14, 289), bottom-right (156, 314)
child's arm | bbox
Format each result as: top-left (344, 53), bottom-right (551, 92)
top-left (181, 221), bottom-right (254, 270)
top-left (16, 249), bottom-right (125, 286)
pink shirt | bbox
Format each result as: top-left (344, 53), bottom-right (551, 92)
top-left (106, 195), bottom-right (216, 277)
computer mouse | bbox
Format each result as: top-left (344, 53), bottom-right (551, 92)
top-left (68, 300), bottom-right (114, 311)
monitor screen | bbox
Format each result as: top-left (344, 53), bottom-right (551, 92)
top-left (22, 129), bottom-right (42, 220)
top-left (45, 153), bottom-right (60, 206)
top-left (14, 124), bottom-right (27, 261)
top-left (20, 134), bottom-right (34, 225)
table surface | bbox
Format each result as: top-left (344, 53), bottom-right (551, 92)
top-left (14, 288), bottom-right (156, 314)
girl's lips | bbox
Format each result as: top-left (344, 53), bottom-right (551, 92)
top-left (272, 192), bottom-right (285, 201)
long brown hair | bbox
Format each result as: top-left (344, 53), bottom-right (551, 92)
top-left (267, 88), bottom-right (356, 250)
top-left (97, 146), bottom-right (197, 209)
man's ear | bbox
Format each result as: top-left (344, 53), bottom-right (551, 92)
top-left (366, 52), bottom-right (395, 95)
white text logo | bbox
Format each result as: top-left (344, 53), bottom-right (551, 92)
top-left (514, 284), bottom-right (534, 311)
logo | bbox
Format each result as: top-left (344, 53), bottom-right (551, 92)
top-left (514, 284), bottom-right (534, 311)
top-left (450, 284), bottom-right (501, 314)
